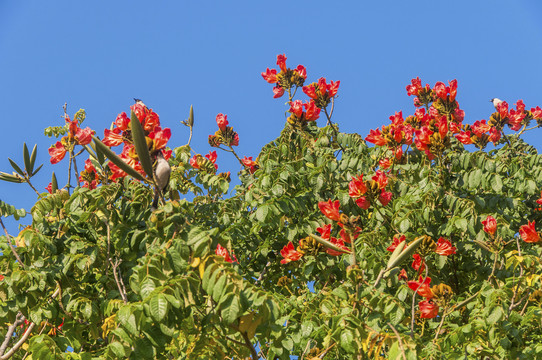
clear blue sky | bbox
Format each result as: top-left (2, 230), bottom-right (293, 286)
top-left (1, 1), bottom-right (542, 233)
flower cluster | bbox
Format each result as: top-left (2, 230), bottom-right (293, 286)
top-left (367, 78), bottom-right (465, 161)
top-left (48, 114), bottom-right (95, 164)
top-left (286, 100), bottom-right (321, 130)
top-left (102, 103), bottom-right (172, 180)
top-left (407, 277), bottom-right (453, 319)
top-left (279, 200), bottom-right (361, 264)
top-left (519, 220), bottom-right (540, 243)
top-left (348, 170), bottom-right (392, 209)
top-left (262, 54), bottom-right (307, 98)
top-left (208, 114), bottom-right (240, 148)
top-left (79, 159), bottom-right (100, 189)
top-left (241, 156), bottom-right (259, 174)
top-left (190, 151), bottom-right (219, 173)
top-left (302, 77), bottom-right (340, 109)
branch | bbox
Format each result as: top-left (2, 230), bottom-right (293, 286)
top-left (240, 331), bottom-right (258, 360)
top-left (0, 313), bottom-right (25, 356)
top-left (0, 322), bottom-right (35, 360)
top-left (387, 322), bottom-right (406, 360)
top-left (0, 218), bottom-right (24, 268)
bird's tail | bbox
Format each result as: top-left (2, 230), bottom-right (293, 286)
top-left (151, 192), bottom-right (159, 211)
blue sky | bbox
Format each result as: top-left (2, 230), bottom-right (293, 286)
top-left (1, 1), bottom-right (542, 233)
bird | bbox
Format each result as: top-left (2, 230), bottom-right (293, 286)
top-left (490, 98), bottom-right (503, 110)
top-left (134, 98), bottom-right (145, 106)
top-left (151, 151), bottom-right (171, 210)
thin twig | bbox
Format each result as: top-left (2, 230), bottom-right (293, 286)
top-left (110, 259), bottom-right (128, 304)
top-left (323, 107), bottom-right (346, 153)
top-left (0, 218), bottom-right (25, 268)
top-left (387, 322), bottom-right (407, 360)
top-left (254, 261), bottom-right (271, 286)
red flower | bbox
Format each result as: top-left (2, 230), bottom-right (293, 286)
top-left (241, 156), bottom-right (258, 173)
top-left (516, 100), bottom-right (526, 113)
top-left (433, 82), bottom-right (447, 100)
top-left (537, 191), bottom-right (542, 206)
top-left (482, 215), bottom-right (497, 235)
top-left (108, 162), bottom-right (127, 181)
top-left (419, 300), bottom-right (439, 319)
top-left (387, 235), bottom-right (406, 252)
top-left (295, 65), bottom-right (307, 79)
top-left (325, 237), bottom-right (350, 256)
top-left (519, 220), bottom-right (540, 243)
top-left (317, 224), bottom-right (332, 239)
top-left (497, 101), bottom-right (509, 118)
top-left (143, 111), bottom-right (160, 132)
top-left (303, 101), bottom-right (320, 121)
top-left (327, 80), bottom-right (340, 97)
top-left (149, 127), bottom-right (171, 150)
top-left (318, 200), bottom-right (341, 222)
top-left (489, 127), bottom-right (501, 144)
top-left (115, 112), bottom-right (130, 131)
top-left (261, 68), bottom-right (278, 84)
top-left (398, 269), bottom-right (408, 281)
top-left (531, 106), bottom-right (542, 119)
top-left (45, 183), bottom-right (53, 194)
top-left (448, 79), bottom-right (458, 101)
top-left (455, 131), bottom-right (473, 145)
top-left (190, 155), bottom-right (200, 169)
top-left (379, 190), bottom-right (393, 206)
top-left (372, 170), bottom-right (388, 189)
top-left (0, 274), bottom-right (3, 281)
top-left (471, 120), bottom-right (490, 137)
top-left (216, 244), bottom-right (236, 263)
top-left (273, 86), bottom-right (285, 98)
top-left (407, 275), bottom-right (433, 298)
top-left (276, 54), bottom-right (287, 72)
top-left (435, 237), bottom-right (456, 256)
top-left (103, 128), bottom-right (123, 147)
top-left (75, 127), bottom-right (94, 145)
top-left (379, 158), bottom-right (391, 169)
top-left (130, 103), bottom-right (148, 123)
top-left (355, 197), bottom-right (371, 209)
top-left (230, 133), bottom-right (240, 147)
top-left (289, 100), bottom-right (304, 118)
top-left (206, 151), bottom-right (218, 170)
top-left (302, 84), bottom-right (318, 99)
top-left (280, 242), bottom-right (303, 264)
top-left (348, 175), bottom-right (367, 198)
top-left (216, 113), bottom-right (229, 131)
top-left (365, 128), bottom-right (387, 146)
top-left (508, 109), bottom-right (525, 131)
top-left (406, 77), bottom-right (422, 96)
top-left (49, 142), bottom-right (67, 164)
top-left (411, 254), bottom-right (425, 272)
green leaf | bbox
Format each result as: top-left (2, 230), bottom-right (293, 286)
top-left (339, 328), bottom-right (355, 353)
top-left (51, 172), bottom-right (58, 192)
top-left (455, 217), bottom-right (468, 232)
top-left (31, 163), bottom-right (43, 177)
top-left (23, 143), bottom-right (31, 174)
top-left (492, 174), bottom-right (503, 193)
top-left (92, 136), bottom-right (146, 182)
top-left (399, 218), bottom-right (410, 233)
top-left (8, 158), bottom-right (25, 177)
top-left (256, 205), bottom-right (269, 222)
top-left (29, 144), bottom-right (38, 174)
top-left (220, 293), bottom-right (240, 324)
top-left (108, 342), bottom-right (125, 358)
top-left (130, 110), bottom-right (154, 179)
top-left (149, 293), bottom-right (168, 321)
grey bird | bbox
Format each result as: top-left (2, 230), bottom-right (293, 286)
top-left (490, 98), bottom-right (503, 110)
top-left (151, 151), bottom-right (171, 210)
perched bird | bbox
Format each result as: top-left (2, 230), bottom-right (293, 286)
top-left (151, 151), bottom-right (171, 210)
top-left (134, 98), bottom-right (145, 106)
top-left (490, 98), bottom-right (503, 110)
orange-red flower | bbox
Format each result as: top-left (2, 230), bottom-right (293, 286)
top-left (206, 151), bottom-right (218, 170)
top-left (317, 224), bottom-right (332, 239)
top-left (411, 254), bottom-right (425, 272)
top-left (261, 68), bottom-right (278, 84)
top-left (280, 242), bottom-right (303, 264)
top-left (408, 275), bottom-right (433, 299)
top-left (318, 200), bottom-right (341, 222)
top-left (536, 191), bottom-right (542, 206)
top-left (435, 237), bottom-right (456, 256)
top-left (387, 235), bottom-right (406, 252)
top-left (242, 156), bottom-right (258, 173)
top-left (419, 300), bottom-right (439, 318)
top-left (216, 244), bottom-right (236, 263)
top-left (103, 128), bottom-right (123, 147)
top-left (520, 220), bottom-right (540, 243)
top-left (45, 183), bottom-right (53, 194)
top-left (325, 236), bottom-right (350, 256)
top-left (348, 175), bottom-right (367, 198)
top-left (48, 141), bottom-right (67, 164)
top-left (482, 215), bottom-right (497, 236)
top-left (216, 113), bottom-right (229, 131)
top-left (398, 269), bottom-right (408, 281)
top-left (149, 126), bottom-right (171, 150)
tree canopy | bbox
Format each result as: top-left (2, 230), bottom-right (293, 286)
top-left (1, 55), bottom-right (542, 359)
